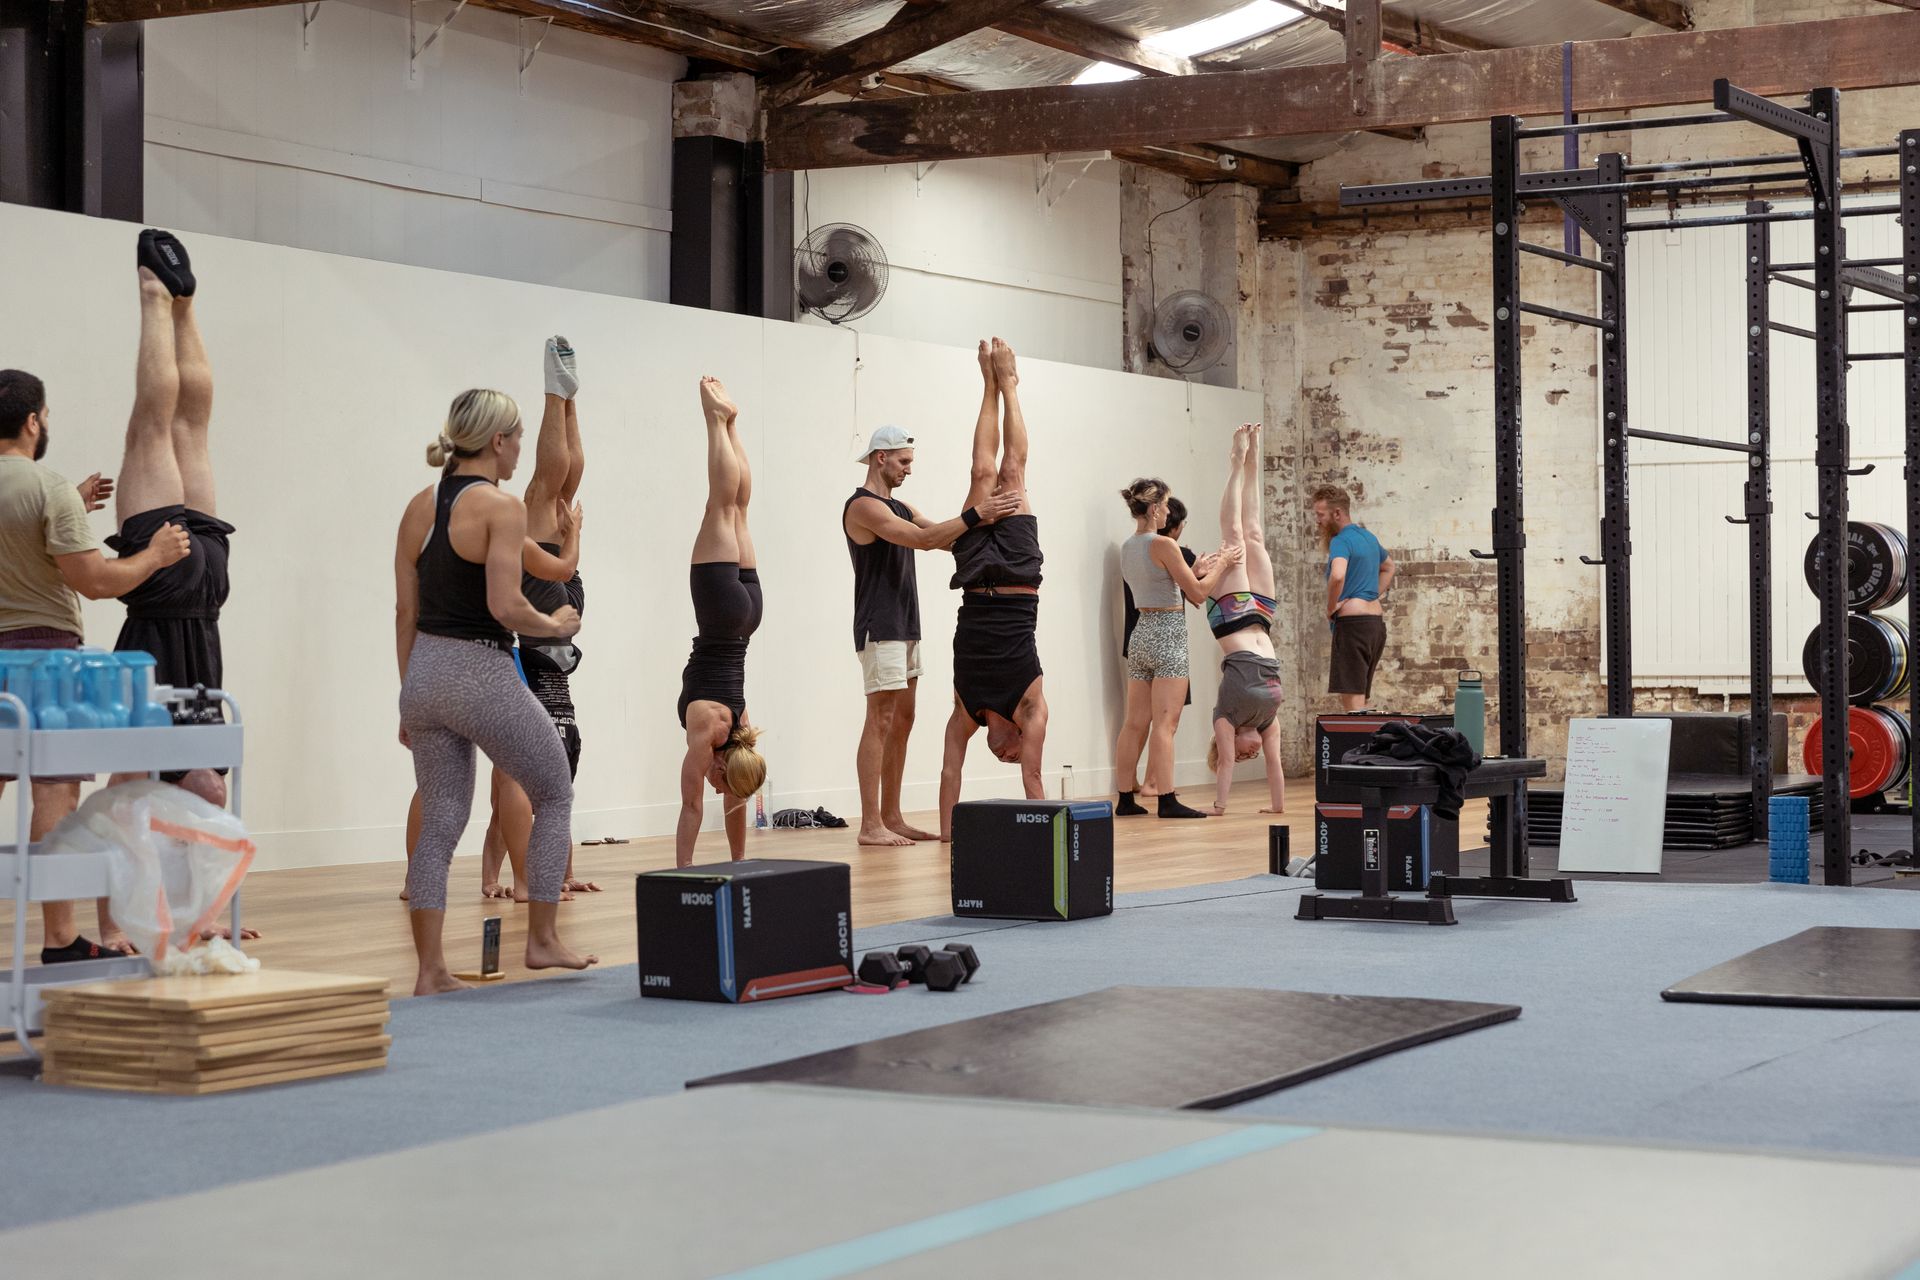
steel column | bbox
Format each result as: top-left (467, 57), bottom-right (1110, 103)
top-left (1489, 114), bottom-right (1529, 877)
top-left (1902, 129), bottom-right (1919, 861)
top-left (1808, 88), bottom-right (1853, 881)
top-left (1595, 152), bottom-right (1631, 720)
top-left (1744, 203), bottom-right (1775, 839)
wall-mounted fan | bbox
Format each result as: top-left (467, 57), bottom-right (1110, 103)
top-left (797, 223), bottom-right (889, 324)
top-left (1150, 289), bottom-right (1232, 373)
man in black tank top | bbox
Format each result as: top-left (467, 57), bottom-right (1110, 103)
top-left (938, 339), bottom-right (1049, 841)
top-left (843, 424), bottom-right (1019, 848)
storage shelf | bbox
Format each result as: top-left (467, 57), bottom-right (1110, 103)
top-left (13, 955), bottom-right (152, 1035)
top-left (0, 848), bottom-right (110, 902)
top-left (25, 724), bottom-right (242, 776)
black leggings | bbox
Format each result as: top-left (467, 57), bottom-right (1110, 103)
top-left (679, 563), bottom-right (761, 728)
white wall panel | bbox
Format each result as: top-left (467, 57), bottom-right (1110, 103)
top-left (0, 204), bottom-right (1253, 870)
top-left (1625, 200), bottom-right (1909, 688)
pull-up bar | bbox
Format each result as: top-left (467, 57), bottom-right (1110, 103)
top-left (1518, 111), bottom-right (1736, 140)
top-left (1626, 203), bottom-right (1898, 232)
top-left (1624, 145), bottom-right (1899, 175)
top-left (1626, 427), bottom-right (1757, 454)
top-left (1519, 242), bottom-right (1613, 272)
top-left (1520, 301), bottom-right (1613, 331)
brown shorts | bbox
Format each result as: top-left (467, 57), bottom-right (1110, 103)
top-left (1329, 614), bottom-right (1387, 696)
top-left (0, 627), bottom-right (90, 783)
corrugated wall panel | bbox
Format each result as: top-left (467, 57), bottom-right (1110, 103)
top-left (1625, 201), bottom-right (1907, 688)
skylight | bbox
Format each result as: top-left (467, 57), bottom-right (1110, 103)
top-left (1144, 1), bottom-right (1303, 58)
top-left (1070, 1), bottom-right (1303, 84)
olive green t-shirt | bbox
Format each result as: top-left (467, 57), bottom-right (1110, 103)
top-left (0, 455), bottom-right (95, 637)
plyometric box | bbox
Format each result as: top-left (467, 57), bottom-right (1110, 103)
top-left (950, 799), bottom-right (1113, 921)
top-left (636, 858), bottom-right (854, 1003)
top-left (1313, 803), bottom-right (1460, 892)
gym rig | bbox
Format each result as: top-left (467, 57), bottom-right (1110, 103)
top-left (1339, 82), bottom-right (1920, 887)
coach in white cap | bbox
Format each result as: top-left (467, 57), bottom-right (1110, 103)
top-left (840, 424), bottom-right (1018, 847)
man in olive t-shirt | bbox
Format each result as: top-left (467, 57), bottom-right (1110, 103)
top-left (0, 368), bottom-right (189, 963)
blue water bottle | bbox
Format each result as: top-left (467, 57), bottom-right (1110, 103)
top-left (51, 654), bottom-right (98, 729)
top-left (1454, 669), bottom-right (1486, 758)
top-left (118, 653), bottom-right (173, 727)
top-left (0, 652), bottom-right (36, 730)
top-left (29, 656), bottom-right (66, 730)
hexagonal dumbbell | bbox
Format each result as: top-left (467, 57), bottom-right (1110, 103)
top-left (942, 943), bottom-right (980, 984)
top-left (922, 949), bottom-right (969, 992)
top-left (857, 951), bottom-right (906, 989)
top-left (895, 944), bottom-right (934, 983)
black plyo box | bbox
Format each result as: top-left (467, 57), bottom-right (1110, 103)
top-left (1315, 712), bottom-right (1454, 803)
top-left (951, 799), bottom-right (1114, 920)
top-left (636, 859), bottom-right (853, 1003)
top-left (1313, 803), bottom-right (1459, 891)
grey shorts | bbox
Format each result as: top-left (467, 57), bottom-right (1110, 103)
top-left (1214, 650), bottom-right (1282, 730)
top-left (1125, 611), bottom-right (1189, 682)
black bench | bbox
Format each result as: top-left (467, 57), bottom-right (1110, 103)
top-left (1296, 756), bottom-right (1574, 925)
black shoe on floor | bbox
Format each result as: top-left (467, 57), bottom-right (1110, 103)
top-left (1116, 791), bottom-right (1148, 816)
top-left (40, 935), bottom-right (132, 965)
top-left (812, 807), bottom-right (848, 829)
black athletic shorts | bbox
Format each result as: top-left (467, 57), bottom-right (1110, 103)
top-left (1329, 614), bottom-right (1387, 696)
top-left (109, 504), bottom-right (233, 695)
top-left (111, 505), bottom-right (235, 780)
top-left (521, 644), bottom-right (583, 780)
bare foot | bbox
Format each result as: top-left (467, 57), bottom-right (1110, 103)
top-left (858, 825), bottom-right (914, 848)
top-left (1207, 804), bottom-right (1228, 816)
top-left (884, 819), bottom-right (940, 843)
top-left (99, 933), bottom-right (135, 956)
top-left (198, 925), bottom-right (261, 942)
top-left (977, 339), bottom-right (995, 382)
top-left (699, 375), bottom-right (738, 425)
top-left (525, 938), bottom-right (599, 971)
top-left (990, 337), bottom-right (1018, 386)
top-left (1259, 807), bottom-right (1285, 816)
top-left (512, 884), bottom-right (532, 904)
top-left (398, 887), bottom-right (410, 902)
top-left (564, 878), bottom-right (603, 893)
top-left (415, 968), bottom-right (471, 996)
top-left (481, 883), bottom-right (513, 900)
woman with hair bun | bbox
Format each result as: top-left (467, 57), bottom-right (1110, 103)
top-left (393, 388), bottom-right (597, 995)
top-left (676, 376), bottom-right (769, 868)
top-left (1113, 477), bottom-right (1239, 819)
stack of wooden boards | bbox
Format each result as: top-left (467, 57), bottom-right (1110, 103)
top-left (39, 970), bottom-right (391, 1095)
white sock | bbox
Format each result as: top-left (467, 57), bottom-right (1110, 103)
top-left (545, 335), bottom-right (579, 400)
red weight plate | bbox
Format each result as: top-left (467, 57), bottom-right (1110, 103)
top-left (1805, 707), bottom-right (1902, 798)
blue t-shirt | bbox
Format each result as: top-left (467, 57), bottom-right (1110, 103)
top-left (1327, 525), bottom-right (1384, 602)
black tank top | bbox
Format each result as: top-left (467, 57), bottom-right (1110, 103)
top-left (416, 475), bottom-right (514, 648)
top-left (844, 488), bottom-right (920, 650)
top-left (950, 514), bottom-right (1044, 590)
top-left (518, 541), bottom-right (584, 646)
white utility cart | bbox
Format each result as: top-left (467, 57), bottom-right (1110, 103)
top-left (1, 689), bottom-right (245, 1058)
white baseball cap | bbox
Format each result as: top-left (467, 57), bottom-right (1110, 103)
top-left (858, 425), bottom-right (914, 463)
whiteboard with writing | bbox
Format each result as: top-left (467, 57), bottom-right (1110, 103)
top-left (1555, 718), bottom-right (1672, 874)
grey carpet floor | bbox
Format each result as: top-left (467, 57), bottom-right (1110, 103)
top-left (8, 874), bottom-right (1920, 1230)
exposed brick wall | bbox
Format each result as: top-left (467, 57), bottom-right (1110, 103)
top-left (1119, 0), bottom-right (1920, 783)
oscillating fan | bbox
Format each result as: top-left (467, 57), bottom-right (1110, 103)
top-left (1150, 290), bottom-right (1232, 373)
top-left (796, 223), bottom-right (889, 324)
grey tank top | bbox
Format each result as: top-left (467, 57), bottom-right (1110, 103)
top-left (1121, 533), bottom-right (1182, 609)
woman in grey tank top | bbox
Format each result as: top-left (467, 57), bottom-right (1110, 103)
top-left (1112, 478), bottom-right (1240, 820)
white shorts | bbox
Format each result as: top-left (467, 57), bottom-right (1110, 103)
top-left (859, 640), bottom-right (923, 694)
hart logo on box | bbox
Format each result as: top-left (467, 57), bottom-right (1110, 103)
top-left (742, 887), bottom-right (753, 929)
top-left (951, 800), bottom-right (1114, 921)
top-left (681, 892), bottom-right (713, 906)
top-left (643, 975), bottom-right (671, 988)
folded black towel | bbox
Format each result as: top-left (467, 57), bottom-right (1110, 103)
top-left (1339, 722), bottom-right (1482, 821)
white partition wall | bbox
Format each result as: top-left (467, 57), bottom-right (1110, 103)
top-left (0, 204), bottom-right (1258, 870)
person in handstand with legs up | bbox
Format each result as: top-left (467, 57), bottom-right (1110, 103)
top-left (939, 339), bottom-right (1047, 840)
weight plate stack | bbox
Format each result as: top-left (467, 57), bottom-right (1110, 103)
top-left (1802, 613), bottom-right (1913, 704)
top-left (1805, 705), bottom-right (1911, 799)
top-left (1804, 521), bottom-right (1911, 611)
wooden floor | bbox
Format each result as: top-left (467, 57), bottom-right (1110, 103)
top-left (4, 779), bottom-right (1489, 1001)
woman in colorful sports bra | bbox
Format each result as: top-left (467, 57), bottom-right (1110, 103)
top-left (1205, 424), bottom-right (1286, 816)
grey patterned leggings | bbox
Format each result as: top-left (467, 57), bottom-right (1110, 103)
top-left (401, 633), bottom-right (573, 910)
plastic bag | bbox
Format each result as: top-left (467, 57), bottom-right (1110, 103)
top-left (40, 781), bottom-right (255, 963)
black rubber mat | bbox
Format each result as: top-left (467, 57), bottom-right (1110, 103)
top-left (1662, 927), bottom-right (1920, 1008)
top-left (687, 986), bottom-right (1521, 1110)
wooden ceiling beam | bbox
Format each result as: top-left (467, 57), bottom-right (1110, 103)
top-left (766, 10), bottom-right (1920, 170)
top-left (1585, 0), bottom-right (1693, 30)
top-left (762, 0), bottom-right (1035, 109)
